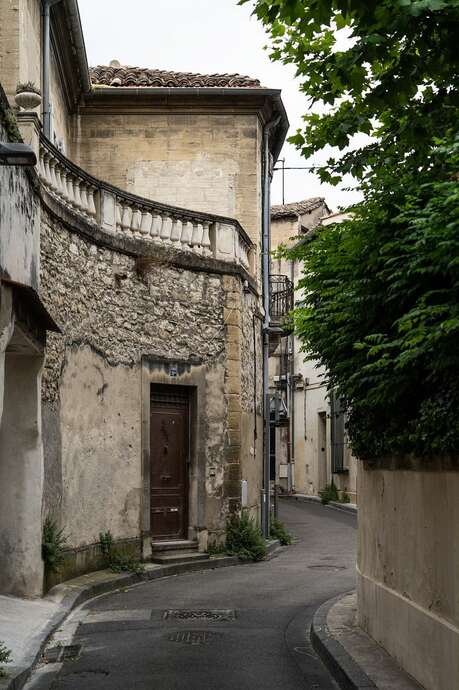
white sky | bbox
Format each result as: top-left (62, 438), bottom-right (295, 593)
top-left (78, 0), bottom-right (362, 211)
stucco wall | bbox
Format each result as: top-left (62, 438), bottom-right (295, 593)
top-left (357, 463), bottom-right (459, 690)
top-left (74, 111), bottom-right (262, 246)
top-left (0, 114), bottom-right (40, 287)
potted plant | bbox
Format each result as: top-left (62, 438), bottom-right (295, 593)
top-left (15, 81), bottom-right (41, 110)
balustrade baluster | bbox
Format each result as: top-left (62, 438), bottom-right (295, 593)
top-left (202, 221), bottom-right (211, 256)
top-left (131, 208), bottom-right (141, 234)
top-left (151, 213), bottom-right (162, 241)
top-left (160, 215), bottom-right (172, 244)
top-left (87, 187), bottom-right (97, 218)
top-left (181, 220), bottom-right (193, 249)
top-left (115, 200), bottom-right (122, 230)
top-left (73, 179), bottom-right (83, 210)
top-left (170, 217), bottom-right (182, 247)
top-left (121, 204), bottom-right (132, 231)
top-left (191, 222), bottom-right (203, 254)
top-left (80, 185), bottom-right (89, 215)
top-left (140, 210), bottom-right (153, 235)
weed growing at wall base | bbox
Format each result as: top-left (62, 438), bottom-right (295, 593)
top-left (225, 511), bottom-right (267, 561)
top-left (99, 531), bottom-right (144, 574)
top-left (270, 517), bottom-right (293, 545)
top-left (0, 642), bottom-right (11, 677)
top-left (42, 515), bottom-right (68, 574)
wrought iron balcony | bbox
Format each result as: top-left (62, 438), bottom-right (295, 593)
top-left (269, 274), bottom-right (294, 327)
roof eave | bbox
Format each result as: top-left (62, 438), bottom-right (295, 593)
top-left (64, 0), bottom-right (91, 94)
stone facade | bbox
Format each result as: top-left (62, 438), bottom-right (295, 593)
top-left (39, 202), bottom-right (263, 574)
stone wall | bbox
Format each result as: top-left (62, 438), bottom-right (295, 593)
top-left (39, 204), bottom-right (263, 563)
top-left (357, 462), bottom-right (459, 690)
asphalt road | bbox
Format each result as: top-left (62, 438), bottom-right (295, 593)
top-left (27, 499), bottom-right (356, 690)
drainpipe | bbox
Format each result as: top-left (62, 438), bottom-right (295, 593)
top-left (42, 0), bottom-right (62, 140)
top-left (261, 115), bottom-right (281, 539)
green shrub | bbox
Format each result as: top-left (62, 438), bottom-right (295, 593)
top-left (99, 531), bottom-right (144, 574)
top-left (340, 492), bottom-right (351, 504)
top-left (318, 483), bottom-right (339, 505)
top-left (270, 517), bottom-right (293, 545)
top-left (225, 511), bottom-right (267, 562)
top-left (42, 516), bottom-right (68, 574)
top-left (0, 642), bottom-right (11, 677)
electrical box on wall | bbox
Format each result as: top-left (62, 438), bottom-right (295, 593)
top-left (241, 480), bottom-right (248, 508)
top-left (279, 464), bottom-right (289, 479)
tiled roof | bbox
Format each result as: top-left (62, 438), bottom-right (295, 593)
top-left (271, 198), bottom-right (325, 220)
top-left (89, 63), bottom-right (261, 89)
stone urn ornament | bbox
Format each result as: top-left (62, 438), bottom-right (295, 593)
top-left (15, 82), bottom-right (42, 110)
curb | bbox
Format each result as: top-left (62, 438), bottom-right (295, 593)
top-left (310, 592), bottom-right (377, 690)
top-left (0, 539), bottom-right (282, 690)
top-left (280, 494), bottom-right (358, 514)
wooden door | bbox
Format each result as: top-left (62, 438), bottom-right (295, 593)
top-left (150, 387), bottom-right (189, 540)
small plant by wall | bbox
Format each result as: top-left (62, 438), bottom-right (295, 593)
top-left (42, 515), bottom-right (68, 574)
top-left (318, 482), bottom-right (339, 505)
top-left (270, 517), bottom-right (293, 545)
top-left (0, 641), bottom-right (11, 677)
top-left (99, 531), bottom-right (144, 574)
top-left (225, 511), bottom-right (267, 561)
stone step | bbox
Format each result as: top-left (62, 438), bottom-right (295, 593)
top-left (151, 550), bottom-right (209, 565)
top-left (151, 540), bottom-right (199, 552)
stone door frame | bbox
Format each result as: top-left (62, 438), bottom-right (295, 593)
top-left (140, 356), bottom-right (207, 558)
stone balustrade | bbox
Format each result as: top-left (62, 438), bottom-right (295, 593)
top-left (37, 137), bottom-right (253, 273)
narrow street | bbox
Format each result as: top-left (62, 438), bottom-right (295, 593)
top-left (28, 500), bottom-right (356, 690)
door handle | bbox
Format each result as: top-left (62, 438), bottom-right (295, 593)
top-left (168, 508), bottom-right (179, 513)
top-left (161, 474), bottom-right (172, 481)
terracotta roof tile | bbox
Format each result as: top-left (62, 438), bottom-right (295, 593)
top-left (271, 198), bottom-right (326, 219)
top-left (89, 63), bottom-right (261, 89)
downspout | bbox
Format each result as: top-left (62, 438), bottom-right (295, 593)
top-left (261, 115), bottom-right (281, 539)
top-left (42, 0), bottom-right (62, 140)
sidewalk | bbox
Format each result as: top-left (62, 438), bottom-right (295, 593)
top-left (311, 592), bottom-right (423, 689)
top-left (0, 541), bottom-right (280, 690)
top-left (281, 493), bottom-right (358, 514)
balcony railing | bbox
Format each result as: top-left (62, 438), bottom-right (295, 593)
top-left (37, 135), bottom-right (253, 272)
top-left (270, 274), bottom-right (294, 324)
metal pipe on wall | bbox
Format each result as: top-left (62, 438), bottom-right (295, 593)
top-left (42, 0), bottom-right (62, 140)
top-left (261, 115), bottom-right (280, 538)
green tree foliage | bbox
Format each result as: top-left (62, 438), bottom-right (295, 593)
top-left (241, 0), bottom-right (459, 458)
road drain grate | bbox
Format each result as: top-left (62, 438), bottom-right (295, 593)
top-left (43, 644), bottom-right (81, 663)
top-left (163, 609), bottom-right (236, 622)
top-left (167, 631), bottom-right (221, 645)
top-left (308, 564), bottom-right (346, 571)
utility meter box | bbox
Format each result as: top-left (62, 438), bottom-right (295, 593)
top-left (241, 480), bottom-right (248, 508)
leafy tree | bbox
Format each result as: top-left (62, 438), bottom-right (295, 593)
top-left (241, 0), bottom-right (459, 458)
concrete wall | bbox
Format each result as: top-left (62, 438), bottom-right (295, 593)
top-left (74, 110), bottom-right (263, 245)
top-left (0, 109), bottom-right (40, 287)
top-left (0, 347), bottom-right (44, 597)
top-left (357, 463), bottom-right (459, 690)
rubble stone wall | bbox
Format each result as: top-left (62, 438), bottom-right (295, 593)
top-left (39, 206), bottom-right (262, 566)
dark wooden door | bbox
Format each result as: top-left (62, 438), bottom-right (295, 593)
top-left (150, 387), bottom-right (189, 540)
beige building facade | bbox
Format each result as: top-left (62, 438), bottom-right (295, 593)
top-left (269, 202), bottom-right (357, 503)
top-left (0, 0), bottom-right (287, 594)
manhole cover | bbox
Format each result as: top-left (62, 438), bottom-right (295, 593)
top-left (43, 644), bottom-right (81, 663)
top-left (308, 564), bottom-right (346, 571)
top-left (163, 609), bottom-right (236, 622)
top-left (167, 630), bottom-right (220, 645)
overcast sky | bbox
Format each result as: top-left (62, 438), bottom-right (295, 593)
top-left (78, 0), bottom-right (361, 211)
